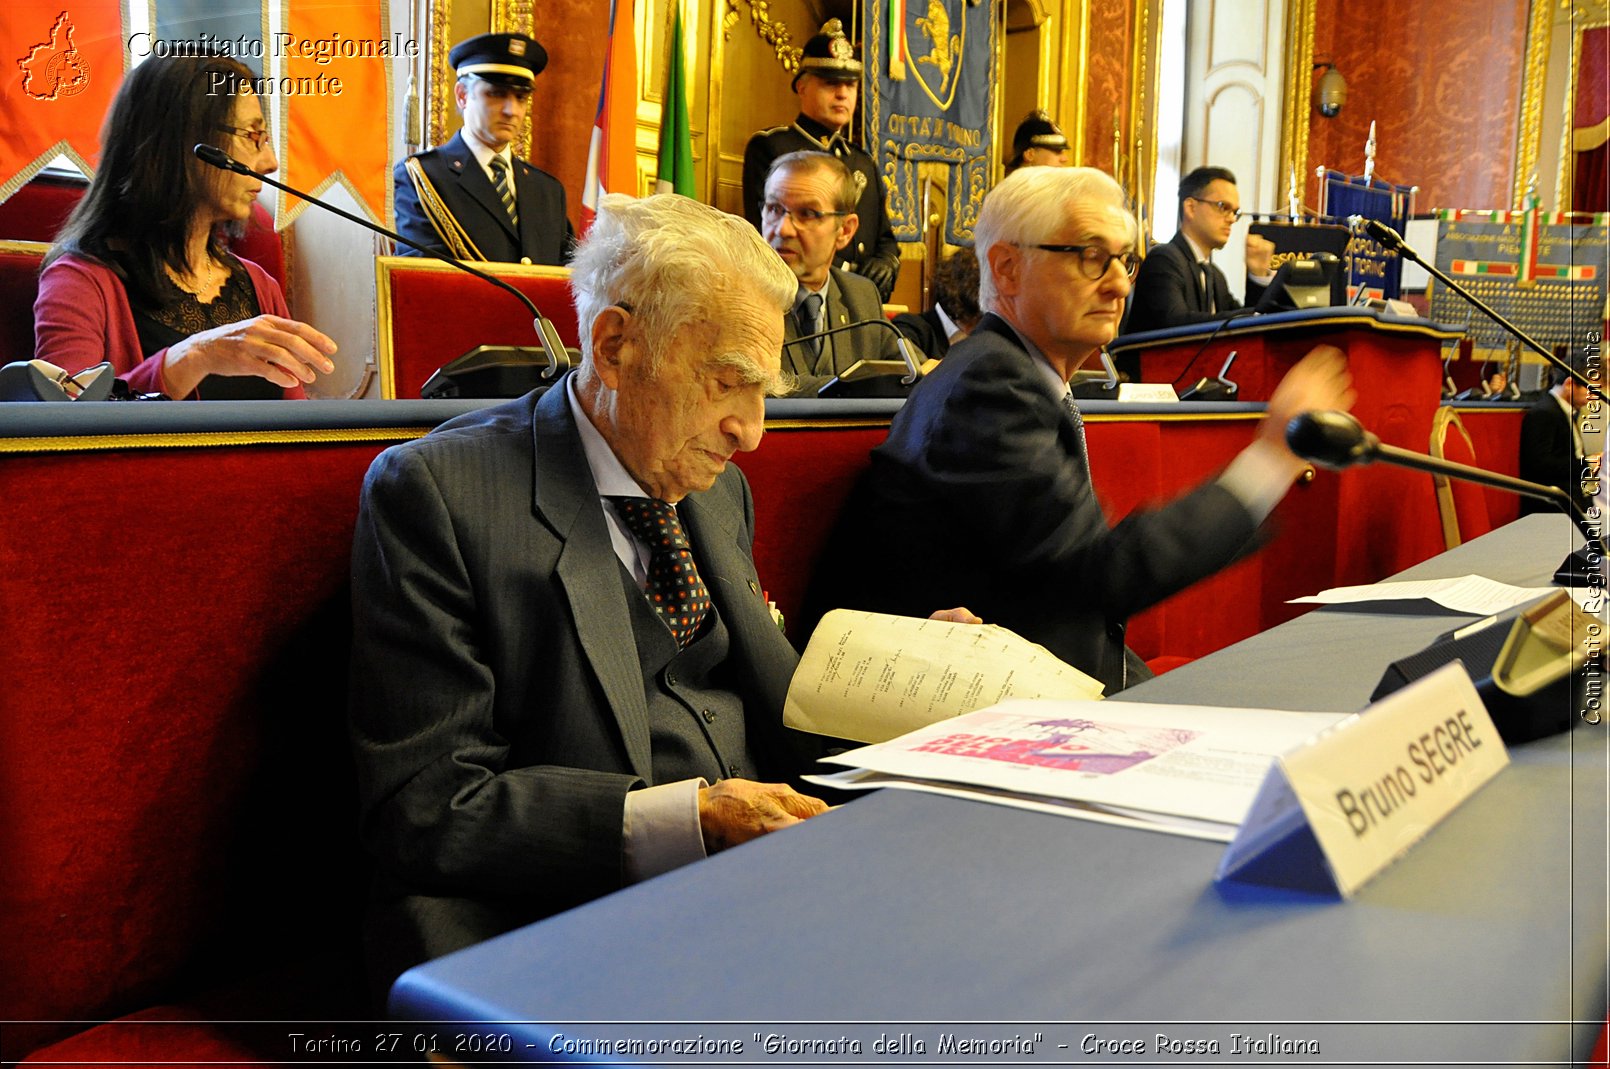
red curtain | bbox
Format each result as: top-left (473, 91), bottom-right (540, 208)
top-left (1574, 27), bottom-right (1609, 212)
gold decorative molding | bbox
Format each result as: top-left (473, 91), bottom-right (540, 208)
top-left (491, 0), bottom-right (536, 158)
top-left (429, 0), bottom-right (454, 146)
top-left (722, 0), bottom-right (802, 75)
top-left (1126, 0), bottom-right (1164, 215)
top-left (0, 428), bottom-right (436, 455)
top-left (1514, 0), bottom-right (1554, 206)
top-left (1278, 0), bottom-right (1316, 211)
top-left (1066, 0), bottom-right (1092, 167)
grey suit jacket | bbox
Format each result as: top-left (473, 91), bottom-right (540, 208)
top-left (393, 131), bottom-right (574, 265)
top-left (807, 314), bottom-right (1259, 694)
top-left (781, 268), bottom-right (898, 396)
top-left (349, 383), bottom-right (804, 981)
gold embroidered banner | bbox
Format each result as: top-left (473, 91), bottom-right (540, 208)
top-left (276, 0), bottom-right (398, 228)
top-left (1, 1), bottom-right (125, 202)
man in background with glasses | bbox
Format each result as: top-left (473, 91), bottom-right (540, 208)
top-left (1126, 165), bottom-right (1276, 334)
top-left (810, 166), bottom-right (1352, 693)
top-left (762, 151), bottom-right (899, 396)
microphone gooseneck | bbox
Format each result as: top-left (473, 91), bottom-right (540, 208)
top-left (191, 144), bottom-right (570, 377)
top-left (784, 317), bottom-right (926, 385)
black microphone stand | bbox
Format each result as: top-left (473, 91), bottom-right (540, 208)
top-left (1352, 218), bottom-right (1606, 405)
top-left (784, 318), bottom-right (927, 397)
top-left (193, 144), bottom-right (571, 380)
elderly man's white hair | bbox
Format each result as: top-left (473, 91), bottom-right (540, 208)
top-left (972, 166), bottom-right (1137, 312)
top-left (570, 193), bottom-right (796, 371)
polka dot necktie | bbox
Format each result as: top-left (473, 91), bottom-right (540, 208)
top-left (612, 497), bottom-right (711, 648)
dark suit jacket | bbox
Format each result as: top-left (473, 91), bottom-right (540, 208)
top-left (393, 131), bottom-right (574, 265)
top-left (742, 115), bottom-right (900, 297)
top-left (807, 314), bottom-right (1258, 694)
top-left (891, 307), bottom-right (950, 360)
top-left (349, 383), bottom-right (804, 982)
top-left (1519, 393), bottom-right (1588, 516)
top-left (781, 268), bottom-right (899, 396)
top-left (1125, 231), bottom-right (1268, 334)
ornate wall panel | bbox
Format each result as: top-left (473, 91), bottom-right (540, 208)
top-left (1308, 0), bottom-right (1528, 210)
top-left (1081, 0), bottom-right (1130, 172)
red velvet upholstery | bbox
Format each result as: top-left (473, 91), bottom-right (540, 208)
top-left (0, 440), bottom-right (377, 1061)
top-left (376, 257), bottom-right (578, 399)
top-left (1453, 405), bottom-right (1526, 528)
top-left (0, 172), bottom-right (87, 242)
top-left (0, 241), bottom-right (48, 362)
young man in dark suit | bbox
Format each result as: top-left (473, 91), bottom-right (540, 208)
top-left (1520, 358), bottom-right (1600, 516)
top-left (812, 166), bottom-right (1353, 694)
top-left (393, 33), bottom-right (573, 265)
top-left (1125, 165), bottom-right (1274, 334)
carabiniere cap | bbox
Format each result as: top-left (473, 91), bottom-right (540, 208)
top-left (450, 32), bottom-right (548, 87)
top-left (792, 19), bottom-right (862, 89)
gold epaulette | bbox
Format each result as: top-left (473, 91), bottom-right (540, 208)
top-left (403, 157), bottom-right (486, 262)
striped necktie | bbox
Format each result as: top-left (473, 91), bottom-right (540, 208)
top-left (1062, 389), bottom-right (1093, 482)
top-left (490, 155), bottom-right (519, 228)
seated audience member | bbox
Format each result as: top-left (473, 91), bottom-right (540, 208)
top-left (392, 33), bottom-right (573, 265)
top-left (34, 55), bottom-right (335, 399)
top-left (809, 166), bottom-right (1354, 694)
top-left (741, 20), bottom-right (900, 300)
top-left (892, 250), bottom-right (981, 360)
top-left (1004, 110), bottom-right (1070, 176)
top-left (350, 194), bottom-right (981, 990)
top-left (763, 151), bottom-right (900, 395)
top-left (1125, 165), bottom-right (1275, 334)
top-left (1519, 356), bottom-right (1600, 517)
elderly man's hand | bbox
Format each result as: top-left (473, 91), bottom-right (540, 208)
top-left (1245, 232), bottom-right (1276, 278)
top-left (1261, 344), bottom-right (1356, 462)
top-left (698, 779), bottom-right (828, 853)
top-left (928, 606), bottom-right (983, 624)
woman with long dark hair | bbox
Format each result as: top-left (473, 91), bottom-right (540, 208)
top-left (34, 54), bottom-right (335, 398)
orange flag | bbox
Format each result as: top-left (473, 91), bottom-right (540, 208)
top-left (276, 1), bottom-right (394, 227)
top-left (1, 1), bottom-right (125, 202)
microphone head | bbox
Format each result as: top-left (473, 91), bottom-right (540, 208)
top-left (1285, 410), bottom-right (1376, 469)
top-left (1360, 218), bottom-right (1404, 250)
top-left (193, 143), bottom-right (249, 174)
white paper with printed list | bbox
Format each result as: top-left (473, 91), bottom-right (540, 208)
top-left (783, 609), bottom-right (1104, 744)
top-left (1289, 574), bottom-right (1555, 615)
top-left (811, 699), bottom-right (1346, 841)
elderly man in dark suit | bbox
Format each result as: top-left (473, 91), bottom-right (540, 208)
top-left (763, 151), bottom-right (899, 395)
top-left (349, 194), bottom-right (827, 991)
top-left (1125, 165), bottom-right (1274, 334)
top-left (810, 166), bottom-right (1353, 694)
top-left (393, 33), bottom-right (573, 265)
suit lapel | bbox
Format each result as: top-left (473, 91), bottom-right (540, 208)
top-left (1171, 232), bottom-right (1205, 314)
top-left (821, 273), bottom-right (848, 373)
top-left (529, 384), bottom-right (654, 780)
top-left (445, 133), bottom-right (519, 242)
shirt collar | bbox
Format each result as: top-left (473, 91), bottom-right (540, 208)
top-left (463, 136), bottom-right (514, 177)
top-left (1181, 230), bottom-right (1214, 265)
top-left (566, 375), bottom-right (650, 500)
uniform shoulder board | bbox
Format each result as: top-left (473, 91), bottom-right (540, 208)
top-left (758, 124), bottom-right (792, 137)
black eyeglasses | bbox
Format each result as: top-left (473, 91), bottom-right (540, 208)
top-left (1185, 196), bottom-right (1241, 221)
top-left (1025, 243), bottom-right (1141, 281)
top-left (216, 124), bottom-right (270, 150)
top-left (760, 202), bottom-right (851, 228)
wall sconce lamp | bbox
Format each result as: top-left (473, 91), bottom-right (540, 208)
top-left (1314, 61), bottom-right (1347, 118)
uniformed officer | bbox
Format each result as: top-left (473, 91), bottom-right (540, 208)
top-left (1004, 110), bottom-right (1070, 176)
top-left (393, 32), bottom-right (574, 265)
top-left (742, 20), bottom-right (900, 301)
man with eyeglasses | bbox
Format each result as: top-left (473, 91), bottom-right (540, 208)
top-left (762, 151), bottom-right (900, 396)
top-left (809, 166), bottom-right (1353, 693)
top-left (1125, 166), bottom-right (1276, 334)
top-left (393, 33), bottom-right (573, 265)
top-left (742, 20), bottom-right (901, 301)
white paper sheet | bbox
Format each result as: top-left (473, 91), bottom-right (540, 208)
top-left (1289, 574), bottom-right (1555, 615)
top-left (821, 699), bottom-right (1345, 828)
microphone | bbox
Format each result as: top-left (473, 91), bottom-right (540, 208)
top-left (1286, 411), bottom-right (1594, 541)
top-left (1340, 209), bottom-right (1604, 405)
top-left (192, 144), bottom-right (571, 380)
top-left (784, 317), bottom-right (926, 386)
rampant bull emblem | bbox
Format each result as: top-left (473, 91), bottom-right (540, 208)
top-left (909, 0), bottom-right (963, 108)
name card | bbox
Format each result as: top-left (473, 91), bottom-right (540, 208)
top-left (1216, 662), bottom-right (1509, 897)
top-left (1117, 382), bottom-right (1179, 404)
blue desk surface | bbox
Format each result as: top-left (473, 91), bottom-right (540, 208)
top-left (391, 515), bottom-right (1608, 1065)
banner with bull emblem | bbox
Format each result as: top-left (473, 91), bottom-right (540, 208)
top-left (864, 0), bottom-right (996, 245)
